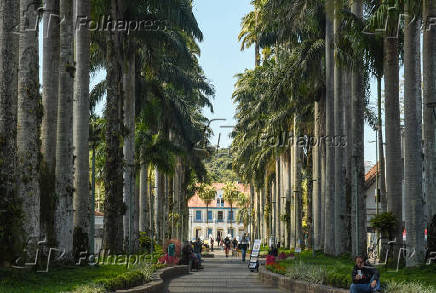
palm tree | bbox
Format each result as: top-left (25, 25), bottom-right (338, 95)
top-left (103, 0), bottom-right (125, 253)
top-left (404, 0), bottom-right (425, 266)
top-left (55, 0), bottom-right (74, 260)
top-left (350, 0), bottom-right (367, 258)
top-left (313, 100), bottom-right (322, 250)
top-left (423, 0), bottom-right (436, 225)
top-left (123, 49), bottom-right (136, 252)
top-left (0, 0), bottom-right (21, 264)
top-left (237, 192), bottom-right (251, 229)
top-left (73, 0), bottom-right (91, 256)
top-left (17, 0), bottom-right (40, 242)
top-left (198, 184), bottom-right (216, 230)
top-left (382, 0), bottom-right (403, 253)
top-left (334, 0), bottom-right (346, 255)
top-left (324, 0), bottom-right (336, 256)
top-left (223, 182), bottom-right (240, 230)
top-left (293, 117), bottom-right (303, 249)
top-left (40, 0), bottom-right (59, 245)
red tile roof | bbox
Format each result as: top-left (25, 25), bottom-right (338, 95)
top-left (95, 211), bottom-right (104, 216)
top-left (188, 183), bottom-right (249, 208)
top-left (364, 162), bottom-right (380, 189)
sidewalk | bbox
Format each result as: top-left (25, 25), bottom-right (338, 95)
top-left (166, 249), bottom-right (282, 293)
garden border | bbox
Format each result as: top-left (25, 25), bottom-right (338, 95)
top-left (116, 265), bottom-right (189, 293)
top-left (258, 265), bottom-right (349, 293)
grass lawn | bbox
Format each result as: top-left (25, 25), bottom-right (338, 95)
top-left (269, 250), bottom-right (436, 289)
top-left (0, 265), bottom-right (133, 293)
top-left (0, 265), bottom-right (165, 293)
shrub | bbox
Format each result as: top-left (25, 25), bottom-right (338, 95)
top-left (267, 263), bottom-right (286, 275)
top-left (266, 255), bottom-right (276, 265)
top-left (285, 262), bottom-right (327, 285)
top-left (369, 212), bottom-right (398, 239)
top-left (384, 281), bottom-right (436, 293)
top-left (325, 270), bottom-right (350, 289)
top-left (66, 284), bottom-right (105, 293)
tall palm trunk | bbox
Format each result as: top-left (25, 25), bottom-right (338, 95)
top-left (377, 77), bottom-right (387, 212)
top-left (313, 100), bottom-right (322, 250)
top-left (350, 0), bottom-right (366, 258)
top-left (290, 140), bottom-right (295, 248)
top-left (17, 0), bottom-right (40, 242)
top-left (334, 0), bottom-right (346, 255)
top-left (123, 50), bottom-right (135, 252)
top-left (103, 0), bottom-right (125, 254)
top-left (294, 117), bottom-right (303, 247)
top-left (324, 0), bottom-right (335, 255)
top-left (0, 0), bottom-right (20, 263)
top-left (275, 157), bottom-right (281, 242)
top-left (343, 71), bottom-right (353, 251)
top-left (320, 96), bottom-right (326, 250)
top-left (249, 182), bottom-right (255, 243)
top-left (73, 0), bottom-right (90, 256)
top-left (55, 0), bottom-right (74, 260)
top-left (139, 159), bottom-right (149, 233)
top-left (404, 7), bottom-right (425, 266)
top-left (154, 167), bottom-right (162, 242)
top-left (423, 0), bottom-right (436, 224)
top-left (384, 28), bottom-right (403, 249)
top-left (41, 0), bottom-right (59, 245)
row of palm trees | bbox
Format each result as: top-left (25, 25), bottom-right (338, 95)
top-left (0, 0), bottom-right (214, 265)
top-left (232, 0), bottom-right (435, 267)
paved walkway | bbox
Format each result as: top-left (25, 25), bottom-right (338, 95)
top-left (166, 249), bottom-right (283, 293)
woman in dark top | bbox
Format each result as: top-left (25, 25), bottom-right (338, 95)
top-left (224, 236), bottom-right (231, 258)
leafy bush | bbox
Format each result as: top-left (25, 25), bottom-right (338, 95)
top-left (138, 233), bottom-right (155, 254)
top-left (384, 280), bottom-right (436, 293)
top-left (325, 270), bottom-right (350, 289)
top-left (67, 284), bottom-right (105, 293)
top-left (285, 262), bottom-right (327, 285)
top-left (267, 263), bottom-right (286, 275)
top-left (369, 212), bottom-right (398, 239)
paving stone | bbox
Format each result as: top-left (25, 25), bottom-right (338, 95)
top-left (166, 250), bottom-right (283, 293)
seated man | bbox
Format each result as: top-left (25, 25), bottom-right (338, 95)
top-left (350, 256), bottom-right (381, 293)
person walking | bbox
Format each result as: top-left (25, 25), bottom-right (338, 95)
top-left (210, 237), bottom-right (214, 252)
top-left (240, 233), bottom-right (249, 262)
top-left (224, 235), bottom-right (231, 258)
top-left (232, 237), bottom-right (238, 250)
top-left (217, 234), bottom-right (221, 250)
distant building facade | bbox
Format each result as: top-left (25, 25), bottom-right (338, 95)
top-left (188, 183), bottom-right (249, 241)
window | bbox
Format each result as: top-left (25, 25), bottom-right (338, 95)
top-left (217, 211), bottom-right (224, 222)
top-left (216, 190), bottom-right (224, 207)
top-left (195, 210), bottom-right (202, 221)
top-left (207, 228), bottom-right (213, 237)
top-left (228, 210), bottom-right (234, 221)
top-left (208, 210), bottom-right (212, 221)
top-left (228, 228), bottom-right (234, 238)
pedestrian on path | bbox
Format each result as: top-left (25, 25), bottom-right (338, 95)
top-left (232, 237), bottom-right (238, 249)
top-left (224, 235), bottom-right (231, 257)
top-left (240, 233), bottom-right (249, 262)
top-left (210, 237), bottom-right (214, 251)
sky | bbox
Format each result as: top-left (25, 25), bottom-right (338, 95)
top-left (38, 0), bottom-right (380, 167)
top-left (192, 0), bottom-right (379, 165)
top-left (193, 0), bottom-right (255, 150)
